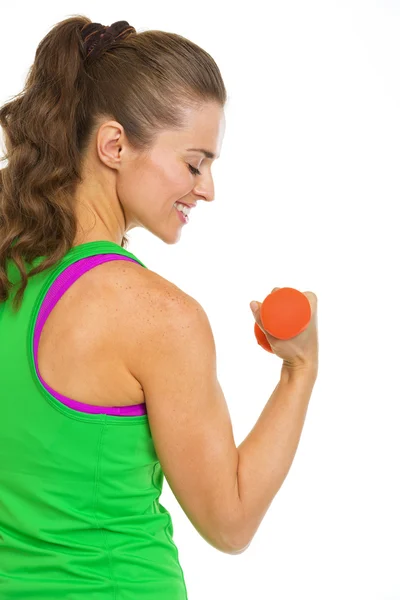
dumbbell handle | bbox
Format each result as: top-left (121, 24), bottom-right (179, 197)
top-left (254, 287), bottom-right (311, 353)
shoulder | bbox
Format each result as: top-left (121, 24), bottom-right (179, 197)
top-left (88, 256), bottom-right (199, 327)
top-left (94, 259), bottom-right (204, 377)
top-left (95, 257), bottom-right (188, 301)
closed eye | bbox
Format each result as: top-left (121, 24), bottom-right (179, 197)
top-left (188, 164), bottom-right (201, 176)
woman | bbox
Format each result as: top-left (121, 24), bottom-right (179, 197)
top-left (0, 16), bottom-right (319, 599)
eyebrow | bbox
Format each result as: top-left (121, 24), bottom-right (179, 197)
top-left (187, 148), bottom-right (218, 160)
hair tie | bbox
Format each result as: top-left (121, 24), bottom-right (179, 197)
top-left (80, 20), bottom-right (136, 62)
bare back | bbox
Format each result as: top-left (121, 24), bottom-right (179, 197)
top-left (37, 259), bottom-right (168, 409)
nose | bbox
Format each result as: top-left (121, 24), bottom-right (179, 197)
top-left (193, 172), bottom-right (215, 203)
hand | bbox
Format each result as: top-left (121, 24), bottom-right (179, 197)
top-left (251, 288), bottom-right (319, 372)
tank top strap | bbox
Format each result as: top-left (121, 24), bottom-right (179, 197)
top-left (31, 241), bottom-right (148, 417)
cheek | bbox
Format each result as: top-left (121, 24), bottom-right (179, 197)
top-left (120, 165), bottom-right (155, 198)
top-left (120, 158), bottom-right (191, 204)
top-left (158, 163), bottom-right (192, 198)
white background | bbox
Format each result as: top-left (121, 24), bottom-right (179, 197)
top-left (1, 1), bottom-right (399, 598)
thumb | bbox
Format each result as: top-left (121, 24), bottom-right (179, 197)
top-left (250, 301), bottom-right (259, 315)
top-left (250, 288), bottom-right (280, 315)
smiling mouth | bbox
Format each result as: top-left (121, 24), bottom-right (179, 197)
top-left (174, 204), bottom-right (189, 223)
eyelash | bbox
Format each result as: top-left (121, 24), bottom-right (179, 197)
top-left (188, 164), bottom-right (201, 176)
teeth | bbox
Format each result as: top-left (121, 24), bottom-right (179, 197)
top-left (174, 202), bottom-right (190, 216)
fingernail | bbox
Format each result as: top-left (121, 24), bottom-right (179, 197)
top-left (250, 301), bottom-right (258, 313)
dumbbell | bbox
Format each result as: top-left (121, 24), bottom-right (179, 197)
top-left (254, 287), bottom-right (311, 353)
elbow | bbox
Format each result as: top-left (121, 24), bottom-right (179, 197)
top-left (212, 485), bottom-right (256, 555)
top-left (218, 506), bottom-right (253, 555)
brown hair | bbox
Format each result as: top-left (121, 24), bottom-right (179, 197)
top-left (0, 15), bottom-right (227, 312)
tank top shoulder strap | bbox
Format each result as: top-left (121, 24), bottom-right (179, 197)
top-left (35, 240), bottom-right (147, 325)
top-left (29, 240), bottom-right (147, 315)
top-left (31, 240), bottom-right (148, 417)
top-left (63, 240), bottom-right (147, 270)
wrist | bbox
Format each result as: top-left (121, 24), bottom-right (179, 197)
top-left (280, 362), bottom-right (318, 384)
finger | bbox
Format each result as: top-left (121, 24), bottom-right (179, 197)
top-left (303, 291), bottom-right (318, 313)
top-left (304, 291), bottom-right (317, 302)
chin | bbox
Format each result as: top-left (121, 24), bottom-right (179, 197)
top-left (146, 224), bottom-right (182, 245)
top-left (161, 233), bottom-right (181, 245)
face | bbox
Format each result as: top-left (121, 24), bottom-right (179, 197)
top-left (74, 102), bottom-right (225, 247)
top-left (120, 101), bottom-right (225, 244)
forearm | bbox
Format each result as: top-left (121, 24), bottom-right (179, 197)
top-left (234, 364), bottom-right (318, 550)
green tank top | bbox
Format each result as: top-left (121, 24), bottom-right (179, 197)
top-left (0, 240), bottom-right (188, 599)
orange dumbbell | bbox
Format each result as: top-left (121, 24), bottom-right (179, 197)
top-left (254, 287), bottom-right (312, 353)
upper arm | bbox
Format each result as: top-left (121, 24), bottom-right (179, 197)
top-left (125, 284), bottom-right (244, 554)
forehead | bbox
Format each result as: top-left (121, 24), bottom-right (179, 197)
top-left (187, 103), bottom-right (225, 135)
top-left (177, 103), bottom-right (226, 157)
top-left (149, 102), bottom-right (225, 159)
